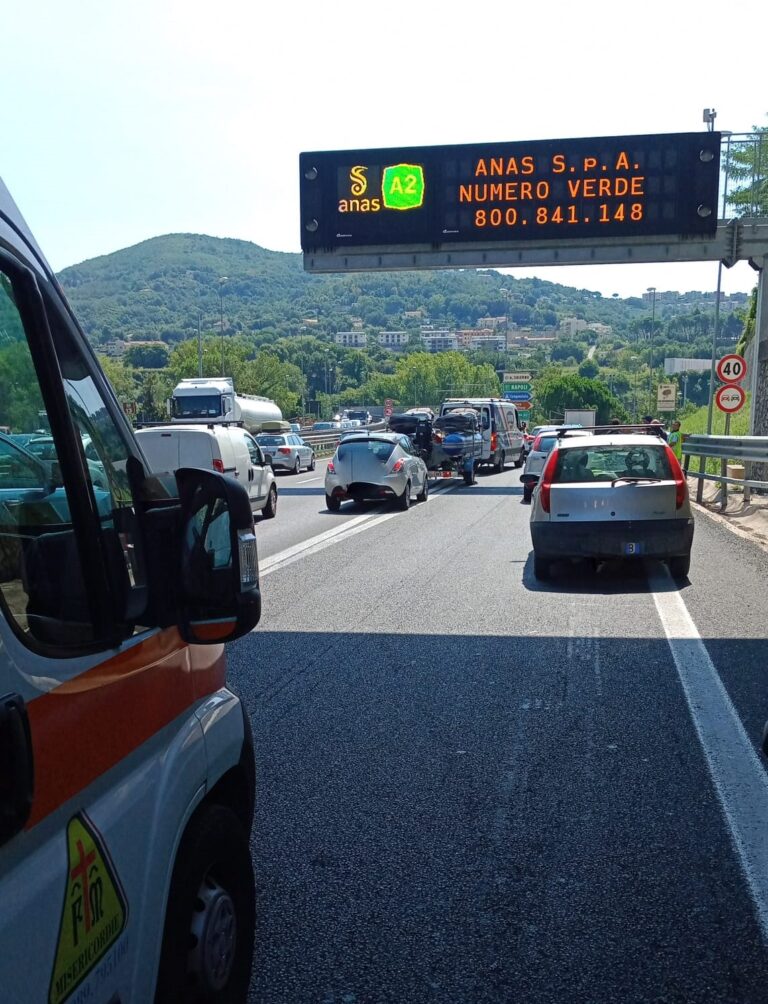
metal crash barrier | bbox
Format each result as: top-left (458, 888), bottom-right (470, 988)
top-left (682, 434), bottom-right (768, 509)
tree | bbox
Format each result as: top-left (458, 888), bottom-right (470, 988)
top-left (578, 359), bottom-right (599, 379)
top-left (726, 123), bottom-right (768, 216)
top-left (124, 342), bottom-right (170, 368)
top-left (551, 340), bottom-right (586, 364)
top-left (535, 371), bottom-right (627, 424)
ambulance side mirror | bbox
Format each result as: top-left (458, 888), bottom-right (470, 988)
top-left (175, 468), bottom-right (261, 644)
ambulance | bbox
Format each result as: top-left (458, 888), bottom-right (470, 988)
top-left (0, 179), bottom-right (261, 1002)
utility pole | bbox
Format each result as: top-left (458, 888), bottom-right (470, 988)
top-left (197, 310), bottom-right (203, 377)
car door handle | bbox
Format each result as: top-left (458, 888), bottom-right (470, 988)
top-left (248, 469), bottom-right (254, 481)
top-left (0, 693), bottom-right (34, 845)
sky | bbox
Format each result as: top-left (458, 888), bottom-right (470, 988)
top-left (3, 0), bottom-right (765, 299)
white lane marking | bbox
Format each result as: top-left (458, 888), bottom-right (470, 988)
top-left (260, 482), bottom-right (455, 577)
top-left (295, 477), bottom-right (321, 484)
top-left (649, 566), bottom-right (768, 940)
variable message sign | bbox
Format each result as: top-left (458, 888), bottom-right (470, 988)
top-left (300, 133), bottom-right (720, 253)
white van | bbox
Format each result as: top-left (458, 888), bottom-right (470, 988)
top-left (439, 398), bottom-right (525, 471)
top-left (136, 424), bottom-right (278, 518)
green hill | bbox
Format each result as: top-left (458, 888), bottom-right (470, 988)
top-left (56, 233), bottom-right (648, 348)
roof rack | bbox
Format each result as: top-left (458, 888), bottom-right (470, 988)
top-left (556, 424), bottom-right (666, 439)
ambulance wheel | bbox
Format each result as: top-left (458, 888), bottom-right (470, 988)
top-left (155, 804), bottom-right (255, 1004)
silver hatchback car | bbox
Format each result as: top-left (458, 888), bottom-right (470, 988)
top-left (529, 428), bottom-right (693, 581)
top-left (325, 432), bottom-right (429, 511)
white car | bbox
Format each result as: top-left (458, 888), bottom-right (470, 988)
top-left (325, 432), bottom-right (429, 511)
top-left (529, 427), bottom-right (693, 581)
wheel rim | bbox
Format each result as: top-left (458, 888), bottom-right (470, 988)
top-left (295, 457), bottom-right (300, 473)
top-left (188, 872), bottom-right (237, 992)
top-left (270, 487), bottom-right (277, 511)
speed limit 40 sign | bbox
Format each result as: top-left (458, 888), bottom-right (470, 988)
top-left (716, 354), bottom-right (747, 384)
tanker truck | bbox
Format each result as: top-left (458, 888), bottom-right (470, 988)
top-left (170, 376), bottom-right (282, 432)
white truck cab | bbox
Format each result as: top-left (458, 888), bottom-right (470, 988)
top-left (0, 179), bottom-right (260, 1003)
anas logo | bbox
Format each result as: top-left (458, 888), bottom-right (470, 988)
top-left (49, 814), bottom-right (127, 1004)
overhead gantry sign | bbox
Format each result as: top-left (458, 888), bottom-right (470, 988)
top-left (299, 132), bottom-right (739, 272)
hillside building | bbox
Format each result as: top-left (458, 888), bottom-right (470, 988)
top-left (334, 331), bottom-right (368, 348)
top-left (377, 330), bottom-right (410, 349)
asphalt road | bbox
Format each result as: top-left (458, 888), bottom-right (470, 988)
top-left (228, 461), bottom-right (768, 1004)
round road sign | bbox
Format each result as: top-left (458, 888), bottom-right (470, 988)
top-left (716, 353), bottom-right (747, 384)
top-left (715, 383), bottom-right (746, 413)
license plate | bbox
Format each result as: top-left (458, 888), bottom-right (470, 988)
top-left (624, 542), bottom-right (642, 555)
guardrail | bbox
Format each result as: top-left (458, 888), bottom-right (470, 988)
top-left (298, 421), bottom-right (388, 457)
top-left (682, 434), bottom-right (768, 509)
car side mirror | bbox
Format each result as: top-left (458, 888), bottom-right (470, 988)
top-left (263, 453), bottom-right (273, 467)
top-left (176, 467), bottom-right (261, 644)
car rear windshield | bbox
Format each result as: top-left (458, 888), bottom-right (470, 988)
top-left (337, 439), bottom-right (395, 462)
top-left (535, 436), bottom-right (558, 454)
top-left (552, 445), bottom-right (673, 483)
top-left (256, 436), bottom-right (284, 447)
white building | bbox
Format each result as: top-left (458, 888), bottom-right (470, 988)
top-left (423, 334), bottom-right (459, 353)
top-left (334, 330), bottom-right (368, 348)
top-left (466, 334), bottom-right (507, 351)
top-left (377, 330), bottom-right (410, 349)
top-left (559, 317), bottom-right (589, 337)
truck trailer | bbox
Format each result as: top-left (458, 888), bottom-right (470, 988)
top-left (171, 376), bottom-right (282, 432)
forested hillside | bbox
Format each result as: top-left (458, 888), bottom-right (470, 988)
top-left (58, 233), bottom-right (646, 347)
top-left (20, 233), bottom-right (746, 426)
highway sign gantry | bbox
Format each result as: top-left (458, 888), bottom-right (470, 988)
top-left (715, 384), bottom-right (746, 413)
top-left (716, 354), bottom-right (747, 385)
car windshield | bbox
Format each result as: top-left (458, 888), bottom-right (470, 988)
top-left (171, 394), bottom-right (222, 418)
top-left (535, 436), bottom-right (558, 454)
top-left (337, 439), bottom-right (395, 463)
top-left (552, 445), bottom-right (673, 483)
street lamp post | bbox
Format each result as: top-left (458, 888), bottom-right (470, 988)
top-left (197, 309), bottom-right (203, 377)
top-left (647, 287), bottom-right (656, 414)
top-left (218, 276), bottom-right (228, 376)
top-left (500, 287), bottom-right (510, 354)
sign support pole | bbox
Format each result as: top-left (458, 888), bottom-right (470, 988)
top-left (721, 411), bottom-right (731, 511)
top-left (705, 261), bottom-right (724, 435)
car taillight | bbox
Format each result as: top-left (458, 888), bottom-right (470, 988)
top-left (392, 458), bottom-right (405, 473)
top-left (212, 458), bottom-right (224, 473)
top-left (538, 448), bottom-right (559, 513)
top-left (327, 460), bottom-right (335, 473)
top-left (491, 432), bottom-right (498, 451)
top-left (432, 431), bottom-right (443, 443)
top-left (278, 447), bottom-right (292, 454)
top-left (665, 445), bottom-right (687, 508)
top-left (532, 435), bottom-right (542, 451)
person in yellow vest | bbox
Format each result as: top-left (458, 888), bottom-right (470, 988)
top-left (668, 419), bottom-right (683, 461)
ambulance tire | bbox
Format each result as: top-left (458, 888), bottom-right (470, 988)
top-left (155, 804), bottom-right (255, 1003)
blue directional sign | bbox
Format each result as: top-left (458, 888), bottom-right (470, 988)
top-left (504, 391), bottom-right (534, 403)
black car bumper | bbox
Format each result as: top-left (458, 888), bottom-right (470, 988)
top-left (531, 518), bottom-right (694, 559)
top-left (333, 482), bottom-right (399, 501)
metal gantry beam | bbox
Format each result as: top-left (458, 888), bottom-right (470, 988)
top-left (303, 219), bottom-right (768, 273)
